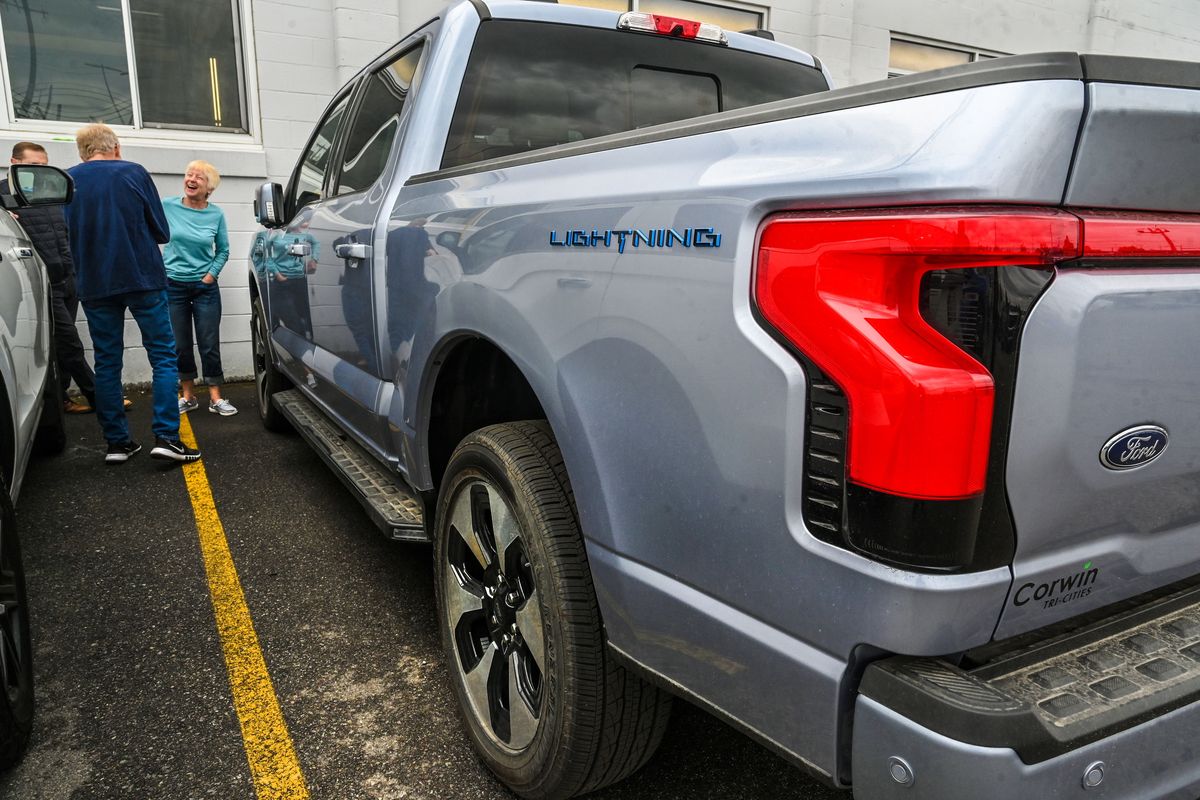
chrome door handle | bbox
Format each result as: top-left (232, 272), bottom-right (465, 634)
top-left (287, 242), bottom-right (311, 257)
top-left (334, 243), bottom-right (371, 260)
top-left (16, 247), bottom-right (32, 258)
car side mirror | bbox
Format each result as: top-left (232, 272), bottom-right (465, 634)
top-left (4, 164), bottom-right (73, 208)
top-left (255, 181), bottom-right (285, 227)
top-left (436, 231), bottom-right (460, 249)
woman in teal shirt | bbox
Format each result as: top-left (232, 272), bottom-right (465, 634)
top-left (163, 160), bottom-right (236, 415)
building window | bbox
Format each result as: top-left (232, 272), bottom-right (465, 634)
top-left (0, 0), bottom-right (246, 132)
top-left (560, 0), bottom-right (765, 31)
top-left (888, 36), bottom-right (1005, 78)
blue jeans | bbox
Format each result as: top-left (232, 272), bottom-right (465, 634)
top-left (82, 290), bottom-right (180, 444)
top-left (167, 279), bottom-right (224, 384)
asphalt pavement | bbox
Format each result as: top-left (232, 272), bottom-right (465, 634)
top-left (0, 382), bottom-right (844, 800)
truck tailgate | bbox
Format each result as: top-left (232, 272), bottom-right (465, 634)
top-left (998, 61), bottom-right (1200, 638)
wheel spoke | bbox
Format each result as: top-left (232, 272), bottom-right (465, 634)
top-left (450, 494), bottom-right (491, 570)
top-left (486, 485), bottom-right (520, 572)
top-left (0, 624), bottom-right (17, 690)
top-left (515, 589), bottom-right (546, 671)
top-left (507, 650), bottom-right (539, 748)
top-left (445, 573), bottom-right (485, 628)
top-left (464, 641), bottom-right (498, 722)
top-left (0, 573), bottom-right (16, 607)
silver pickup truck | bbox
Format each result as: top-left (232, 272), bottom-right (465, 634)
top-left (249, 2), bottom-right (1200, 797)
top-left (0, 164), bottom-right (74, 769)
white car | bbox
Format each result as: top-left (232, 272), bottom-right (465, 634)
top-left (0, 163), bottom-right (73, 768)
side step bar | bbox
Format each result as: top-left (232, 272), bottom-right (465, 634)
top-left (273, 389), bottom-right (428, 543)
top-left (859, 582), bottom-right (1200, 764)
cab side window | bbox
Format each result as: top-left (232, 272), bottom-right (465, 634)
top-left (336, 43), bottom-right (425, 195)
top-left (290, 93), bottom-right (350, 212)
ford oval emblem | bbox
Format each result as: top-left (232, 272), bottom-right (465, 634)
top-left (1100, 425), bottom-right (1169, 470)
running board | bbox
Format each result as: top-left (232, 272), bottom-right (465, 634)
top-left (272, 389), bottom-right (428, 543)
top-left (859, 582), bottom-right (1200, 764)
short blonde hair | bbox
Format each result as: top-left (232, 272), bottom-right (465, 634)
top-left (75, 123), bottom-right (120, 160)
top-left (185, 160), bottom-right (221, 196)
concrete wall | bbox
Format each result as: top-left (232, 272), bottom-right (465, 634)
top-left (0, 0), bottom-right (1196, 385)
top-left (765, 0), bottom-right (1200, 87)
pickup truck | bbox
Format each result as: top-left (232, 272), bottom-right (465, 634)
top-left (249, 2), bottom-right (1200, 797)
top-left (0, 164), bottom-right (74, 768)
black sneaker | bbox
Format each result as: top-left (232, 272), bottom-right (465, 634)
top-left (105, 440), bottom-right (142, 464)
top-left (150, 437), bottom-right (202, 463)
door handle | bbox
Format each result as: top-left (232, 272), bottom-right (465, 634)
top-left (287, 242), bottom-right (311, 257)
top-left (16, 247), bottom-right (32, 258)
top-left (334, 243), bottom-right (371, 261)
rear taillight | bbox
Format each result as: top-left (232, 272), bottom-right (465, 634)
top-left (1078, 211), bottom-right (1200, 258)
top-left (617, 11), bottom-right (728, 44)
top-left (756, 208), bottom-right (1081, 569)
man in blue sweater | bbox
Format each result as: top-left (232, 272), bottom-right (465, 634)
top-left (65, 124), bottom-right (200, 464)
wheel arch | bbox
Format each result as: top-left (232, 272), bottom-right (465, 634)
top-left (420, 333), bottom-right (548, 492)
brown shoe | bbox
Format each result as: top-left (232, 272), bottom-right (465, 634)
top-left (64, 398), bottom-right (92, 414)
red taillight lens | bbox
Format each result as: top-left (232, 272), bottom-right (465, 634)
top-left (756, 208), bottom-right (1081, 501)
top-left (1079, 211), bottom-right (1200, 257)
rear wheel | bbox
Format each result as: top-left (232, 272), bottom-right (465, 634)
top-left (0, 475), bottom-right (33, 769)
top-left (434, 421), bottom-right (671, 799)
top-left (251, 298), bottom-right (291, 432)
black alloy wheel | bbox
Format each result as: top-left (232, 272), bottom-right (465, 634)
top-left (444, 473), bottom-right (546, 752)
top-left (0, 475), bottom-right (33, 769)
top-left (434, 422), bottom-right (671, 799)
top-left (251, 299), bottom-right (291, 432)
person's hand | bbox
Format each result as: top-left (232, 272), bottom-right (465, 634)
top-left (202, 273), bottom-right (216, 285)
top-left (273, 273), bottom-right (287, 282)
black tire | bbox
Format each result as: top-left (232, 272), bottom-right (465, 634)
top-left (251, 298), bottom-right (292, 433)
top-left (434, 421), bottom-right (671, 799)
top-left (32, 357), bottom-right (65, 457)
top-left (0, 474), bottom-right (34, 769)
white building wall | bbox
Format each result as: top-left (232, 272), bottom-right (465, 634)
top-left (0, 0), bottom-right (1196, 384)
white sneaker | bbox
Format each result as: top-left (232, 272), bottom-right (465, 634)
top-left (178, 396), bottom-right (199, 414)
top-left (208, 398), bottom-right (238, 416)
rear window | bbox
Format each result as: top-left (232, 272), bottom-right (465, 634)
top-left (441, 20), bottom-right (828, 170)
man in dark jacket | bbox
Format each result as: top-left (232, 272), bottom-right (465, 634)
top-left (66, 124), bottom-right (200, 464)
top-left (6, 142), bottom-right (96, 413)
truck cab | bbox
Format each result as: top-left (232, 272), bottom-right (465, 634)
top-left (251, 2), bottom-right (1200, 797)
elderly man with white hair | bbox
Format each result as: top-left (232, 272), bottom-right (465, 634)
top-left (65, 123), bottom-right (202, 464)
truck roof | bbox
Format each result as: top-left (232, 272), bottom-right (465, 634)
top-left (468, 0), bottom-right (824, 72)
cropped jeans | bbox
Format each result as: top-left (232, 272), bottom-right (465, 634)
top-left (167, 278), bottom-right (224, 385)
top-left (82, 289), bottom-right (180, 444)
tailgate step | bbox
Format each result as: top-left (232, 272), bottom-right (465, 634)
top-left (273, 389), bottom-right (428, 542)
top-left (860, 583), bottom-right (1200, 763)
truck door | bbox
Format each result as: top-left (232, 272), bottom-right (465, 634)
top-left (273, 41), bottom-right (427, 449)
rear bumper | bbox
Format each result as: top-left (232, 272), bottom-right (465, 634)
top-left (853, 695), bottom-right (1200, 800)
top-left (852, 583), bottom-right (1200, 798)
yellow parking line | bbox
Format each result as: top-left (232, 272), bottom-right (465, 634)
top-left (179, 414), bottom-right (310, 799)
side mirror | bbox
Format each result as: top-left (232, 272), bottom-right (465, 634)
top-left (5, 164), bottom-right (73, 208)
top-left (436, 231), bottom-right (460, 249)
top-left (254, 181), bottom-right (285, 227)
